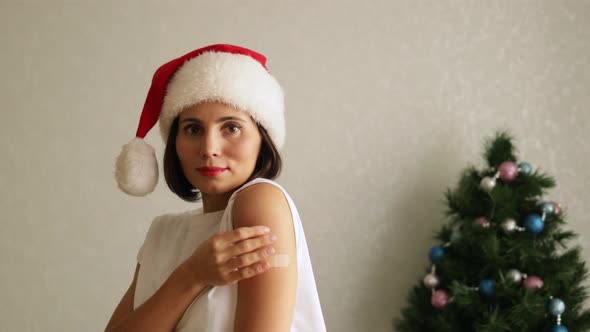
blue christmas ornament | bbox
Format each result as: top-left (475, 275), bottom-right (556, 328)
top-left (551, 325), bottom-right (568, 332)
top-left (541, 201), bottom-right (556, 215)
top-left (518, 162), bottom-right (533, 175)
top-left (478, 278), bottom-right (495, 297)
top-left (524, 214), bottom-right (544, 234)
top-left (428, 246), bottom-right (445, 263)
top-left (548, 298), bottom-right (566, 316)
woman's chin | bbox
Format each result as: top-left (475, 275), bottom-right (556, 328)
top-left (194, 182), bottom-right (233, 196)
top-left (191, 174), bottom-right (251, 196)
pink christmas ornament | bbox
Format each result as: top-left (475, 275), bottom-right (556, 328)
top-left (553, 201), bottom-right (561, 215)
top-left (499, 161), bottom-right (519, 182)
top-left (431, 290), bottom-right (450, 309)
top-left (523, 275), bottom-right (544, 290)
top-left (475, 217), bottom-right (491, 228)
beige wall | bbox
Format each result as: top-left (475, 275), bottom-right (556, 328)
top-left (2, 1), bottom-right (589, 331)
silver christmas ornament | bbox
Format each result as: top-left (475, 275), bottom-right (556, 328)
top-left (506, 269), bottom-right (523, 284)
top-left (541, 201), bottom-right (556, 215)
top-left (548, 298), bottom-right (566, 316)
top-left (480, 176), bottom-right (496, 192)
top-left (501, 218), bottom-right (517, 233)
top-left (423, 274), bottom-right (440, 289)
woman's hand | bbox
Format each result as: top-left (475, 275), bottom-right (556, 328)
top-left (186, 226), bottom-right (278, 287)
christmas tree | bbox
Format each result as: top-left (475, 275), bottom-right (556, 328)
top-left (394, 131), bottom-right (590, 332)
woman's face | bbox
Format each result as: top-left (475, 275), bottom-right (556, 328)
top-left (175, 101), bottom-right (262, 196)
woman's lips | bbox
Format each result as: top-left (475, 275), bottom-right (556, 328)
top-left (196, 167), bottom-right (227, 177)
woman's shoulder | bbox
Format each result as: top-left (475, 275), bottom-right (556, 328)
top-left (237, 181), bottom-right (285, 203)
top-left (231, 178), bottom-right (295, 236)
top-left (231, 177), bottom-right (289, 201)
top-left (231, 178), bottom-right (293, 221)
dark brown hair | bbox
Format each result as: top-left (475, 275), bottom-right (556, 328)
top-left (163, 116), bottom-right (282, 202)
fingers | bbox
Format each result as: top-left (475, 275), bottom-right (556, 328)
top-left (226, 259), bottom-right (272, 283)
top-left (225, 245), bottom-right (276, 272)
top-left (210, 226), bottom-right (278, 284)
top-left (217, 226), bottom-right (271, 249)
top-left (228, 233), bottom-right (277, 257)
top-left (233, 226), bottom-right (271, 242)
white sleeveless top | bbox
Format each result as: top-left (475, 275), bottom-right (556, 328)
top-left (134, 178), bottom-right (327, 331)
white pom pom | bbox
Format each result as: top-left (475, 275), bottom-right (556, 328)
top-left (115, 138), bottom-right (159, 196)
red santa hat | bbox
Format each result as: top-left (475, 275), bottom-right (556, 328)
top-left (114, 44), bottom-right (285, 196)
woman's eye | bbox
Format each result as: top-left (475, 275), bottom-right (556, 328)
top-left (226, 124), bottom-right (241, 133)
top-left (184, 125), bottom-right (201, 135)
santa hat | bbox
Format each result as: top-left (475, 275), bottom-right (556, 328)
top-left (114, 44), bottom-right (285, 196)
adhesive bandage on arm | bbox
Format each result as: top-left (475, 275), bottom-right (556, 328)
top-left (268, 254), bottom-right (290, 268)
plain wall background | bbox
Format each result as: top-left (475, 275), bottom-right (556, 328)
top-left (2, 1), bottom-right (589, 331)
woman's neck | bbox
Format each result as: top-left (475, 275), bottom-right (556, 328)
top-left (201, 191), bottom-right (234, 213)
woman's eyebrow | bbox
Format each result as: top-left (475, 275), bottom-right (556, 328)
top-left (180, 116), bottom-right (247, 124)
top-left (180, 118), bottom-right (200, 124)
top-left (216, 116), bottom-right (247, 123)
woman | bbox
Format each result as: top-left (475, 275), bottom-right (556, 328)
top-left (105, 44), bottom-right (327, 331)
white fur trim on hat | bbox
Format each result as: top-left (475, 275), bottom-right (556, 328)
top-left (159, 51), bottom-right (285, 149)
top-left (115, 138), bottom-right (159, 196)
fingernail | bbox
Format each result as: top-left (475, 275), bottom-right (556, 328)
top-left (270, 235), bottom-right (278, 241)
top-left (262, 227), bottom-right (271, 233)
top-left (266, 247), bottom-right (275, 255)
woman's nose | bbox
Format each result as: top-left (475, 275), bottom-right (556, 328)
top-left (200, 132), bottom-right (221, 158)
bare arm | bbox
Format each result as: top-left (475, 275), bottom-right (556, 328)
top-left (104, 263), bottom-right (141, 330)
top-left (105, 261), bottom-right (206, 332)
top-left (232, 183), bottom-right (298, 332)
